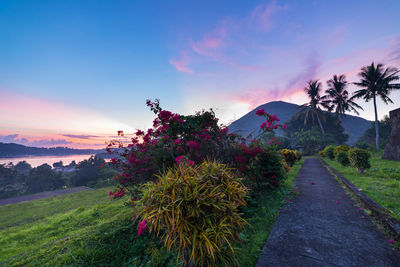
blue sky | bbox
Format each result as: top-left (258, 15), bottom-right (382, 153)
top-left (1, 0), bottom-right (399, 147)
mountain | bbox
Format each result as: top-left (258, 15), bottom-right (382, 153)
top-left (228, 101), bottom-right (372, 145)
top-left (0, 142), bottom-right (103, 158)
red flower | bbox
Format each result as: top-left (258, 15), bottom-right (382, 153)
top-left (187, 140), bottom-right (199, 150)
top-left (260, 122), bottom-right (268, 129)
top-left (117, 130), bottom-right (124, 136)
top-left (136, 129), bottom-right (144, 136)
top-left (256, 109), bottom-right (266, 116)
top-left (138, 219), bottom-right (147, 236)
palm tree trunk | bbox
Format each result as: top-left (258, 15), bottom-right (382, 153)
top-left (373, 95), bottom-right (380, 149)
top-left (316, 113), bottom-right (325, 135)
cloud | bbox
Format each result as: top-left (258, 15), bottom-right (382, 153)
top-left (233, 51), bottom-right (321, 109)
top-left (190, 26), bottom-right (227, 58)
top-left (170, 1), bottom-right (288, 73)
top-left (247, 1), bottom-right (288, 31)
top-left (169, 52), bottom-right (193, 73)
top-left (386, 37), bottom-right (400, 64)
top-left (0, 134), bottom-right (72, 147)
top-left (62, 134), bottom-right (100, 139)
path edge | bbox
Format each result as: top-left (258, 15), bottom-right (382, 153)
top-left (319, 157), bottom-right (400, 241)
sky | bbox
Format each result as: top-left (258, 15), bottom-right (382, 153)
top-left (1, 0), bottom-right (400, 148)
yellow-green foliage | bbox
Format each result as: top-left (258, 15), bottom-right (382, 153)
top-left (349, 148), bottom-right (371, 173)
top-left (139, 160), bottom-right (248, 266)
top-left (334, 145), bottom-right (350, 158)
top-left (294, 150), bottom-right (302, 161)
top-left (279, 149), bottom-right (301, 167)
top-left (322, 145), bottom-right (335, 160)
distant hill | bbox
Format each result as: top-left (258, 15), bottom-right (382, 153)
top-left (228, 101), bottom-right (372, 145)
top-left (0, 142), bottom-right (103, 158)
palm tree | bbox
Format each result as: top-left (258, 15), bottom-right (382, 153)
top-left (353, 62), bottom-right (400, 149)
top-left (301, 80), bottom-right (330, 135)
top-left (324, 74), bottom-right (363, 117)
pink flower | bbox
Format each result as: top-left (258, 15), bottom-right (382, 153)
top-left (388, 239), bottom-right (394, 244)
top-left (336, 201), bottom-right (340, 204)
top-left (269, 114), bottom-right (280, 122)
top-left (117, 130), bottom-right (124, 136)
top-left (138, 219), bottom-right (147, 236)
top-left (234, 155), bottom-right (246, 163)
top-left (282, 124), bottom-right (287, 130)
top-left (256, 109), bottom-right (266, 116)
top-left (260, 122), bottom-right (268, 129)
top-left (360, 207), bottom-right (364, 210)
top-left (187, 140), bottom-right (199, 149)
top-left (136, 129), bottom-right (144, 136)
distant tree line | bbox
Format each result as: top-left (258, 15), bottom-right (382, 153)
top-left (0, 156), bottom-right (117, 199)
top-left (0, 142), bottom-right (102, 157)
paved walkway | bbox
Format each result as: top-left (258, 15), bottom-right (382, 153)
top-left (0, 187), bottom-right (92, 206)
top-left (256, 158), bottom-right (400, 267)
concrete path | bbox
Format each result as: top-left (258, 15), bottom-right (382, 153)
top-left (0, 187), bottom-right (92, 206)
top-left (256, 158), bottom-right (400, 267)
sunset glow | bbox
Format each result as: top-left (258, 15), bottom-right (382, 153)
top-left (1, 0), bottom-right (400, 148)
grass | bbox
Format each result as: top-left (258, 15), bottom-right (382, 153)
top-left (323, 152), bottom-right (400, 221)
top-left (0, 159), bottom-right (305, 266)
top-left (0, 187), bottom-right (131, 263)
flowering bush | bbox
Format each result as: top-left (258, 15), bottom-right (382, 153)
top-left (279, 149), bottom-right (301, 167)
top-left (248, 148), bottom-right (286, 194)
top-left (106, 101), bottom-right (290, 265)
top-left (139, 160), bottom-right (247, 266)
top-left (107, 101), bottom-right (286, 200)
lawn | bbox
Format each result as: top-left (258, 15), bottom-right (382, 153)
top-left (323, 152), bottom-right (400, 220)
top-left (0, 159), bottom-right (305, 266)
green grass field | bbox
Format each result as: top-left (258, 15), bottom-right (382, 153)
top-left (0, 159), bottom-right (305, 266)
top-left (324, 152), bottom-right (400, 220)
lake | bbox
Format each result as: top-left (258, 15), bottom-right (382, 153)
top-left (0, 154), bottom-right (95, 167)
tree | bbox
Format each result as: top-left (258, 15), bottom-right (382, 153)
top-left (356, 115), bottom-right (391, 149)
top-left (284, 110), bottom-right (348, 154)
top-left (300, 80), bottom-right (330, 135)
top-left (53, 161), bottom-right (63, 168)
top-left (26, 164), bottom-right (64, 193)
top-left (325, 74), bottom-right (363, 117)
top-left (353, 62), bottom-right (400, 149)
top-left (13, 161), bottom-right (32, 175)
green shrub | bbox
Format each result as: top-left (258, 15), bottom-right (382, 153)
top-left (294, 150), bottom-right (302, 161)
top-left (349, 148), bottom-right (371, 173)
top-left (336, 151), bottom-right (350, 166)
top-left (139, 160), bottom-right (248, 266)
top-left (323, 145), bottom-right (335, 160)
top-left (279, 149), bottom-right (297, 167)
top-left (249, 149), bottom-right (286, 194)
top-left (334, 145), bottom-right (350, 158)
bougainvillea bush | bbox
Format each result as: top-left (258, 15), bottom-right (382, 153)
top-left (107, 100), bottom-right (287, 199)
top-left (106, 100), bottom-right (287, 265)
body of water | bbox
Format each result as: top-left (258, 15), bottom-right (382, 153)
top-left (0, 154), bottom-right (94, 167)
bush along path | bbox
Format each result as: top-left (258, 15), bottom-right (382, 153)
top-left (256, 158), bottom-right (400, 266)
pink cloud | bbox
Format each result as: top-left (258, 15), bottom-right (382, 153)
top-left (247, 1), bottom-right (288, 31)
top-left (233, 52), bottom-right (321, 109)
top-left (169, 52), bottom-right (193, 73)
top-left (190, 27), bottom-right (227, 58)
top-left (170, 1), bottom-right (288, 73)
